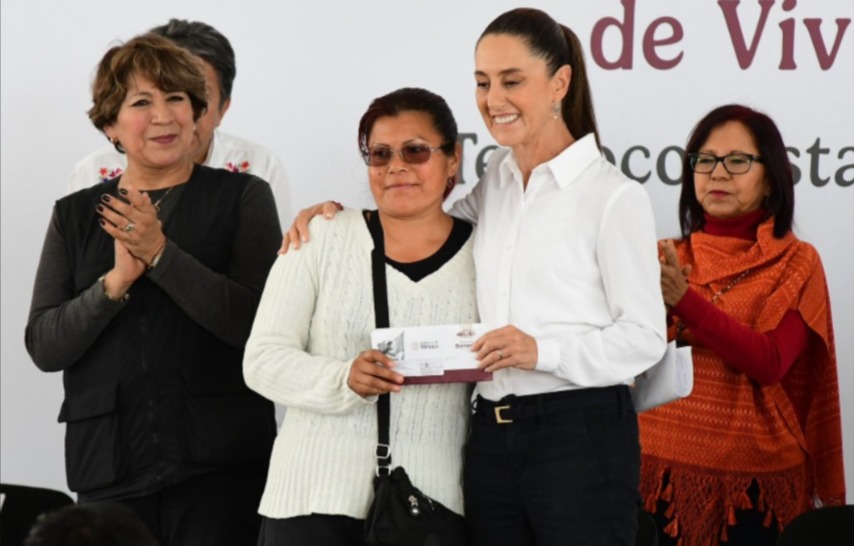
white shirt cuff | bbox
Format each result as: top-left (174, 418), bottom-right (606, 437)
top-left (534, 337), bottom-right (561, 373)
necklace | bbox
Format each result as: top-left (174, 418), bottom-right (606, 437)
top-left (149, 185), bottom-right (176, 213)
top-left (710, 269), bottom-right (751, 303)
top-left (676, 268), bottom-right (752, 342)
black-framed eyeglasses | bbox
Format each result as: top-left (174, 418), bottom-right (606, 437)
top-left (687, 152), bottom-right (763, 175)
top-left (361, 144), bottom-right (447, 167)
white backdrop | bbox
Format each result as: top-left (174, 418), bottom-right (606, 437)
top-left (2, 0), bottom-right (852, 500)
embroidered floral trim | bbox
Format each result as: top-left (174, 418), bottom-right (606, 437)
top-left (226, 160), bottom-right (251, 173)
top-left (98, 167), bottom-right (123, 183)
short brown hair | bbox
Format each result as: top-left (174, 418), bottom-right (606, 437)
top-left (88, 33), bottom-right (207, 134)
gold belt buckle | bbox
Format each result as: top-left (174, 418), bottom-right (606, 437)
top-left (494, 405), bottom-right (513, 424)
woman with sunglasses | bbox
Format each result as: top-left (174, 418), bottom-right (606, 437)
top-left (638, 104), bottom-right (845, 546)
top-left (243, 87), bottom-right (475, 545)
top-left (282, 9), bottom-right (666, 545)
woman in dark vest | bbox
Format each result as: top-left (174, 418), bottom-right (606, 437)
top-left (25, 33), bottom-right (281, 546)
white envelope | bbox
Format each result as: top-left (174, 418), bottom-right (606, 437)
top-left (631, 341), bottom-right (693, 412)
top-left (371, 323), bottom-right (493, 384)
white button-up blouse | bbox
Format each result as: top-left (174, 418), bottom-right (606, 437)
top-left (450, 133), bottom-right (667, 401)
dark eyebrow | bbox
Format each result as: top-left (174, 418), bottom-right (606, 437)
top-left (474, 68), bottom-right (523, 78)
top-left (698, 148), bottom-right (755, 155)
top-left (370, 137), bottom-right (432, 148)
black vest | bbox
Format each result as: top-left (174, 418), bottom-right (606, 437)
top-left (55, 166), bottom-right (276, 498)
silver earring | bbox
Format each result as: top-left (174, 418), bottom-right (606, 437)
top-left (552, 103), bottom-right (560, 120)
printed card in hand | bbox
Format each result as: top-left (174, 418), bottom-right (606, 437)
top-left (371, 323), bottom-right (493, 384)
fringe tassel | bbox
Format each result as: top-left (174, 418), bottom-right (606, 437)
top-left (664, 502), bottom-right (677, 518)
top-left (726, 504), bottom-right (737, 526)
top-left (654, 469), bottom-right (666, 497)
top-left (642, 493), bottom-right (658, 513)
top-left (662, 482), bottom-right (674, 502)
top-left (638, 458), bottom-right (811, 545)
top-left (663, 517), bottom-right (679, 538)
top-left (763, 508), bottom-right (774, 528)
top-left (734, 490), bottom-right (752, 510)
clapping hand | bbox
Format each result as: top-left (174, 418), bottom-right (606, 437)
top-left (659, 239), bottom-right (691, 307)
top-left (96, 185), bottom-right (169, 300)
top-left (96, 185), bottom-right (167, 266)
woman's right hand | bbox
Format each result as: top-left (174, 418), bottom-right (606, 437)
top-left (102, 239), bottom-right (146, 300)
top-left (279, 201), bottom-right (343, 254)
top-left (659, 239), bottom-right (692, 307)
top-left (348, 349), bottom-right (404, 397)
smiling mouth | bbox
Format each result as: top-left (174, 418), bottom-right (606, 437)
top-left (493, 114), bottom-right (519, 125)
top-left (151, 134), bottom-right (178, 144)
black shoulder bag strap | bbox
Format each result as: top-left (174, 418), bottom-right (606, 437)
top-left (366, 210), bottom-right (393, 476)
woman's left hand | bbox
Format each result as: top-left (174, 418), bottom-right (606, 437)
top-left (97, 185), bottom-right (167, 266)
top-left (473, 325), bottom-right (538, 373)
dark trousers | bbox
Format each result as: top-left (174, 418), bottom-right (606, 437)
top-left (116, 466), bottom-right (267, 546)
top-left (464, 387), bottom-right (640, 546)
top-left (257, 514), bottom-right (364, 546)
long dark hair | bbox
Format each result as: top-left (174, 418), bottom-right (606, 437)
top-left (679, 104), bottom-right (794, 238)
top-left (478, 8), bottom-right (600, 148)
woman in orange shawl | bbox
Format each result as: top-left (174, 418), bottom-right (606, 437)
top-left (638, 104), bottom-right (845, 546)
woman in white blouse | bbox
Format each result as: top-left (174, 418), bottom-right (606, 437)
top-left (282, 8), bottom-right (666, 546)
top-left (453, 9), bottom-right (664, 546)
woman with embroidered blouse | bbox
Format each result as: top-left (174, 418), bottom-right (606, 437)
top-left (243, 87), bottom-right (476, 545)
top-left (638, 104), bottom-right (845, 546)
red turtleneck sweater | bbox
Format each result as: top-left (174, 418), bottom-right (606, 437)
top-left (671, 210), bottom-right (808, 384)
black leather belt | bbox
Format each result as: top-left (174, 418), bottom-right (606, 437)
top-left (473, 386), bottom-right (629, 424)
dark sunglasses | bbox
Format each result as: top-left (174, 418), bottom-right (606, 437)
top-left (361, 144), bottom-right (447, 167)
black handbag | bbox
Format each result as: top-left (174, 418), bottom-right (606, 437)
top-left (363, 211), bottom-right (469, 546)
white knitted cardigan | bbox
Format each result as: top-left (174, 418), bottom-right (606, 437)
top-left (244, 209), bottom-right (478, 519)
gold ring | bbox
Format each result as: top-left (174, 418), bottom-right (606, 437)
top-left (498, 350), bottom-right (504, 359)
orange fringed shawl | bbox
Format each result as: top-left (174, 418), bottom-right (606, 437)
top-left (638, 219), bottom-right (845, 546)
